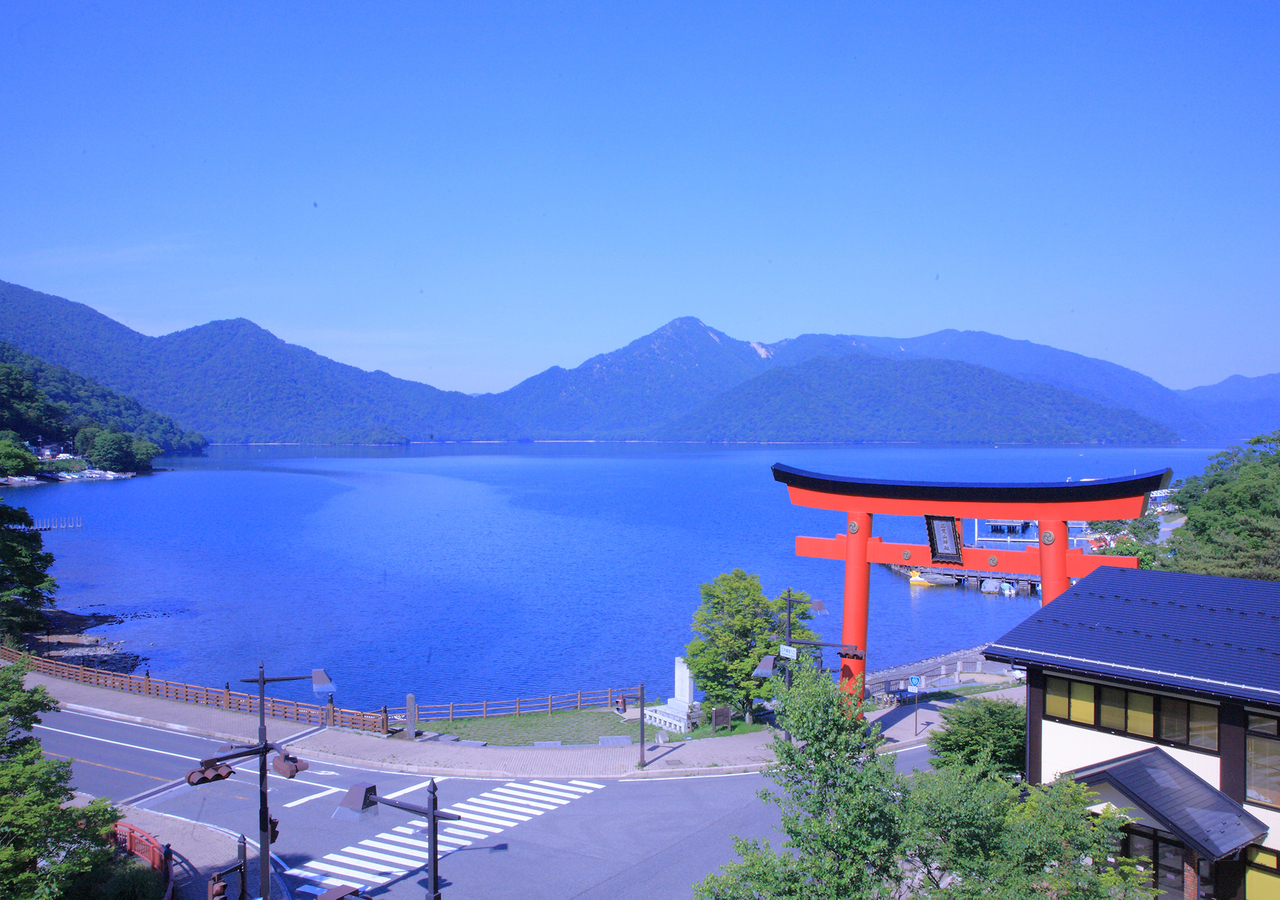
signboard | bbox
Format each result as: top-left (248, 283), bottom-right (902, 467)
top-left (711, 706), bottom-right (732, 733)
top-left (908, 675), bottom-right (921, 694)
top-left (925, 515), bottom-right (965, 565)
top-left (779, 644), bottom-right (798, 660)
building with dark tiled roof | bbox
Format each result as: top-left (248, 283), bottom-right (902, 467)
top-left (986, 567), bottom-right (1280, 900)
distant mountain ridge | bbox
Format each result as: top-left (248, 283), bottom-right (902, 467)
top-left (0, 279), bottom-right (1273, 445)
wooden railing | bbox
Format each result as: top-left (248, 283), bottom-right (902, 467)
top-left (113, 822), bottom-right (175, 900)
top-left (0, 647), bottom-right (387, 733)
top-left (2, 646), bottom-right (638, 735)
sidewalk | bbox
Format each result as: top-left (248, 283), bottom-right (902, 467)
top-left (29, 670), bottom-right (1026, 780)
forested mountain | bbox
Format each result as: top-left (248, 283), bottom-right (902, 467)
top-left (482, 317), bottom-right (773, 438)
top-left (1178, 373), bottom-right (1280, 444)
top-left (659, 355), bottom-right (1178, 444)
top-left (0, 282), bottom-right (514, 443)
top-left (0, 278), bottom-right (1272, 445)
top-left (0, 342), bottom-right (205, 452)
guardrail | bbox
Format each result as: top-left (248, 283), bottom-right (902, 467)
top-left (113, 822), bottom-right (175, 900)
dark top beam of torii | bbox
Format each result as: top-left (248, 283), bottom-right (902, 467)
top-left (771, 464), bottom-right (1172, 694)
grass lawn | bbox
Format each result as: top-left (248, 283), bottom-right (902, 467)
top-left (415, 706), bottom-right (772, 746)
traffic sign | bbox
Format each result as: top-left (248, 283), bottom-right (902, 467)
top-left (908, 675), bottom-right (921, 694)
top-left (779, 645), bottom-right (798, 660)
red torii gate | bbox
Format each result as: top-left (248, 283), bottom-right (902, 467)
top-left (772, 464), bottom-right (1172, 692)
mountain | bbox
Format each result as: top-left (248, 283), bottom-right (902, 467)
top-left (0, 281), bottom-right (515, 443)
top-left (757, 330), bottom-right (1216, 443)
top-left (1178, 373), bottom-right (1280, 443)
top-left (660, 355), bottom-right (1179, 444)
top-left (1, 278), bottom-right (1272, 445)
top-left (0, 341), bottom-right (207, 452)
top-left (482, 317), bottom-right (772, 438)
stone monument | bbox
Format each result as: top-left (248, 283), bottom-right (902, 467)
top-left (643, 657), bottom-right (699, 733)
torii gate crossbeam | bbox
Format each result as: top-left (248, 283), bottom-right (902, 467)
top-left (772, 464), bottom-right (1172, 693)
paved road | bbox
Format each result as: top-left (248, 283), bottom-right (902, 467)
top-left (42, 709), bottom-right (790, 899)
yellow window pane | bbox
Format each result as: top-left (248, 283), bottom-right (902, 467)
top-left (1070, 680), bottom-right (1095, 725)
top-left (1046, 676), bottom-right (1069, 719)
top-left (1248, 846), bottom-right (1278, 868)
top-left (1189, 703), bottom-right (1218, 751)
top-left (1247, 867), bottom-right (1280, 900)
top-left (1100, 687), bottom-right (1126, 730)
top-left (1128, 692), bottom-right (1154, 737)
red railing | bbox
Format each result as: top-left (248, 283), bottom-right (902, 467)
top-left (113, 822), bottom-right (174, 900)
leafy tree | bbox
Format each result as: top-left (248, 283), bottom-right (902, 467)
top-left (685, 570), bottom-right (816, 723)
top-left (901, 767), bottom-right (1156, 900)
top-left (74, 426), bottom-right (101, 458)
top-left (1162, 431), bottom-right (1280, 580)
top-left (927, 697), bottom-right (1026, 778)
top-left (0, 663), bottom-right (120, 898)
top-left (0, 441), bottom-right (38, 478)
top-left (0, 498), bottom-right (56, 638)
top-left (88, 432), bottom-right (136, 472)
top-left (129, 439), bottom-right (160, 472)
top-left (695, 665), bottom-right (903, 900)
top-left (1088, 513), bottom-right (1159, 543)
top-left (0, 364), bottom-right (69, 445)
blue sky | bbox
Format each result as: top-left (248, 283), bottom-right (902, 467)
top-left (2, 3), bottom-right (1277, 393)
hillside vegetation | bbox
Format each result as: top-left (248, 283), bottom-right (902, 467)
top-left (659, 355), bottom-right (1178, 444)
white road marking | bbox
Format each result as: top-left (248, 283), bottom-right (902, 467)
top-left (469, 798), bottom-right (541, 817)
top-left (483, 790), bottom-right (556, 810)
top-left (325, 852), bottom-right (405, 874)
top-left (504, 783), bottom-right (576, 803)
top-left (302, 861), bottom-right (390, 884)
top-left (493, 786), bottom-right (565, 806)
top-left (386, 778), bottom-right (445, 799)
top-left (563, 779), bottom-right (605, 790)
top-left (345, 845), bottom-right (422, 867)
top-left (283, 786), bottom-right (342, 808)
top-left (444, 826), bottom-right (490, 840)
top-left (34, 725), bottom-right (198, 760)
top-left (361, 839), bottom-right (433, 860)
top-left (452, 802), bottom-right (527, 822)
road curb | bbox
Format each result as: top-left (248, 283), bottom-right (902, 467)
top-left (58, 702), bottom-right (255, 744)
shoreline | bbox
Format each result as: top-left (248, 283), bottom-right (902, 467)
top-left (24, 607), bottom-right (145, 674)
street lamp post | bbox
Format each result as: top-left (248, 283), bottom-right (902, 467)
top-left (334, 780), bottom-right (461, 900)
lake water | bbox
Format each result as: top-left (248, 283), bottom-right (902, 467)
top-left (13, 443), bottom-right (1222, 710)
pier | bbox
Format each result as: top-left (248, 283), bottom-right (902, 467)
top-left (32, 516), bottom-right (83, 532)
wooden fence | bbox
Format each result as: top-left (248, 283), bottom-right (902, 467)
top-left (2, 646), bottom-right (638, 734)
top-left (0, 647), bottom-right (386, 732)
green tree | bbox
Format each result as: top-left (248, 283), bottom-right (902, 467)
top-left (73, 426), bottom-right (101, 458)
top-left (0, 663), bottom-right (119, 898)
top-left (695, 665), bottom-right (903, 900)
top-left (129, 439), bottom-right (160, 472)
top-left (88, 432), bottom-right (135, 472)
top-left (0, 499), bottom-right (56, 639)
top-left (901, 767), bottom-right (1156, 900)
top-left (685, 570), bottom-right (816, 723)
top-left (927, 697), bottom-right (1026, 778)
top-left (1163, 431), bottom-right (1280, 580)
top-left (0, 441), bottom-right (38, 478)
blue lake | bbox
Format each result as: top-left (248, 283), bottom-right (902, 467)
top-left (13, 443), bottom-right (1222, 710)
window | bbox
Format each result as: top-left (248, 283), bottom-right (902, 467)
top-left (1247, 714), bottom-right (1280, 809)
top-left (1123, 827), bottom-right (1213, 899)
top-left (1247, 846), bottom-right (1280, 900)
top-left (1041, 674), bottom-right (1217, 752)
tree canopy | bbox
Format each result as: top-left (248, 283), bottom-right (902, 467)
top-left (927, 697), bottom-right (1026, 779)
top-left (0, 498), bottom-right (56, 639)
top-left (696, 667), bottom-right (1157, 900)
top-left (0, 663), bottom-right (119, 898)
top-left (684, 570), bottom-right (817, 723)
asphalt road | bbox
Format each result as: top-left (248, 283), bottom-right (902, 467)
top-left (43, 709), bottom-right (933, 900)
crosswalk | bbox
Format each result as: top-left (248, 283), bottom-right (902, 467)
top-left (286, 779), bottom-right (605, 895)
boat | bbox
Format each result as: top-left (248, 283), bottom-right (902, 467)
top-left (921, 572), bottom-right (957, 586)
top-left (1000, 581), bottom-right (1017, 597)
top-left (980, 578), bottom-right (1001, 594)
top-left (908, 570), bottom-right (932, 586)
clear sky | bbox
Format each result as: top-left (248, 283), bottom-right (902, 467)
top-left (2, 3), bottom-right (1277, 393)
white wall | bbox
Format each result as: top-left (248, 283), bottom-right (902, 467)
top-left (1040, 719), bottom-right (1221, 788)
top-left (1247, 803), bottom-right (1280, 851)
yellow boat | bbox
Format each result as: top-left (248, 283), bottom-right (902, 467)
top-left (909, 569), bottom-right (932, 586)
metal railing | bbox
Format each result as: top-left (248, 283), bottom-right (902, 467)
top-left (389, 686), bottom-right (639, 724)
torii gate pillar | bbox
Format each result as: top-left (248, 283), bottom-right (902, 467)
top-left (774, 465), bottom-right (1172, 695)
